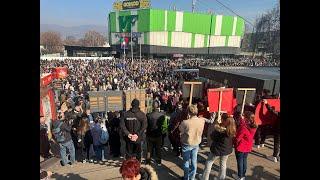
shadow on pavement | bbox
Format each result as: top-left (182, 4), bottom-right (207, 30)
top-left (50, 141), bottom-right (61, 157)
top-left (250, 150), bottom-right (267, 159)
top-left (159, 150), bottom-right (184, 179)
top-left (52, 173), bottom-right (88, 180)
top-left (246, 166), bottom-right (280, 180)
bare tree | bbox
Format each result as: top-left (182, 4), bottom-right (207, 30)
top-left (40, 31), bottom-right (63, 53)
top-left (252, 2), bottom-right (280, 56)
top-left (64, 36), bottom-right (78, 46)
top-left (81, 31), bottom-right (106, 47)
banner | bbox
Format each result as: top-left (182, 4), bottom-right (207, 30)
top-left (183, 82), bottom-right (203, 98)
top-left (54, 67), bottom-right (68, 79)
top-left (207, 88), bottom-right (235, 114)
top-left (40, 88), bottom-right (57, 121)
top-left (40, 73), bottom-right (53, 87)
top-left (254, 99), bottom-right (280, 125)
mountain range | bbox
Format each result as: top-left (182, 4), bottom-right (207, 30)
top-left (40, 24), bottom-right (108, 39)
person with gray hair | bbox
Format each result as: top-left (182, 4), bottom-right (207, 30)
top-left (179, 105), bottom-right (205, 180)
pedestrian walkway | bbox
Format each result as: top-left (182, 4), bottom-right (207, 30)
top-left (46, 139), bottom-right (279, 180)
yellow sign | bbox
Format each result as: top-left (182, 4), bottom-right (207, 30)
top-left (113, 0), bottom-right (150, 11)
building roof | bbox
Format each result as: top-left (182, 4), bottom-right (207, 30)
top-left (200, 66), bottom-right (280, 80)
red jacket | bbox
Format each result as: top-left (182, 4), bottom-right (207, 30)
top-left (234, 118), bottom-right (257, 153)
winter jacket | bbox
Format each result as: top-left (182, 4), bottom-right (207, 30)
top-left (84, 129), bottom-right (93, 148)
top-left (91, 123), bottom-right (102, 146)
top-left (146, 110), bottom-right (165, 137)
top-left (234, 118), bottom-right (257, 153)
top-left (120, 107), bottom-right (147, 143)
top-left (266, 104), bottom-right (280, 135)
top-left (140, 165), bottom-right (158, 180)
top-left (52, 120), bottom-right (72, 144)
top-left (210, 124), bottom-right (234, 156)
top-left (179, 116), bottom-right (205, 146)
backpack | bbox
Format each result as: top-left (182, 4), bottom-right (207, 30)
top-left (161, 115), bottom-right (170, 134)
top-left (52, 121), bottom-right (65, 143)
top-left (99, 129), bottom-right (109, 144)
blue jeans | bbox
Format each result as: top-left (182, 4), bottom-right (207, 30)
top-left (93, 145), bottom-right (103, 161)
top-left (235, 151), bottom-right (248, 178)
top-left (182, 144), bottom-right (199, 180)
top-left (59, 140), bottom-right (75, 165)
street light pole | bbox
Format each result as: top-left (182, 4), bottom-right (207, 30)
top-left (131, 27), bottom-right (133, 64)
top-left (139, 36), bottom-right (142, 71)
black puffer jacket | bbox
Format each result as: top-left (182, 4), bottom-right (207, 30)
top-left (210, 124), bottom-right (234, 156)
top-left (146, 110), bottom-right (165, 137)
top-left (120, 107), bottom-right (147, 143)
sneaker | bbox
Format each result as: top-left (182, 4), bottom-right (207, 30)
top-left (89, 159), bottom-right (93, 163)
top-left (157, 163), bottom-right (162, 167)
top-left (261, 144), bottom-right (265, 148)
top-left (254, 145), bottom-right (261, 149)
top-left (82, 159), bottom-right (86, 163)
top-left (232, 174), bottom-right (245, 180)
top-left (60, 160), bottom-right (65, 166)
top-left (267, 156), bottom-right (278, 163)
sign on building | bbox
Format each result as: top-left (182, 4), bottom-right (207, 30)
top-left (113, 0), bottom-right (150, 11)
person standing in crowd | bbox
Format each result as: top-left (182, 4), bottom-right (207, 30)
top-left (169, 101), bottom-right (188, 157)
top-left (179, 105), bottom-right (205, 180)
top-left (254, 89), bottom-right (272, 149)
top-left (120, 99), bottom-right (147, 162)
top-left (40, 115), bottom-right (52, 160)
top-left (100, 119), bottom-right (110, 161)
top-left (91, 117), bottom-right (103, 162)
top-left (76, 117), bottom-right (92, 163)
top-left (119, 158), bottom-right (158, 180)
top-left (263, 99), bottom-right (280, 163)
top-left (52, 112), bottom-right (76, 166)
top-left (233, 111), bottom-right (257, 180)
top-left (146, 101), bottom-right (165, 166)
top-left (83, 119), bottom-right (94, 163)
top-left (109, 111), bottom-right (121, 157)
top-left (200, 114), bottom-right (236, 180)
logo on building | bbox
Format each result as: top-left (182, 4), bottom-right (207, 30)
top-left (113, 0), bottom-right (150, 11)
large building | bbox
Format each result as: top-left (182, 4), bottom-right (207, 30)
top-left (108, 8), bottom-right (245, 57)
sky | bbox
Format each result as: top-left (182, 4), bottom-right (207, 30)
top-left (40, 0), bottom-right (279, 27)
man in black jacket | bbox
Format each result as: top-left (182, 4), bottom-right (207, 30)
top-left (52, 112), bottom-right (75, 166)
top-left (146, 101), bottom-right (165, 165)
top-left (263, 99), bottom-right (280, 163)
top-left (120, 99), bottom-right (147, 161)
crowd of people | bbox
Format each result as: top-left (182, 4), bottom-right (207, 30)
top-left (40, 57), bottom-right (280, 180)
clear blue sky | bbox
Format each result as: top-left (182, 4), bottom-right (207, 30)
top-left (40, 0), bottom-right (278, 27)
